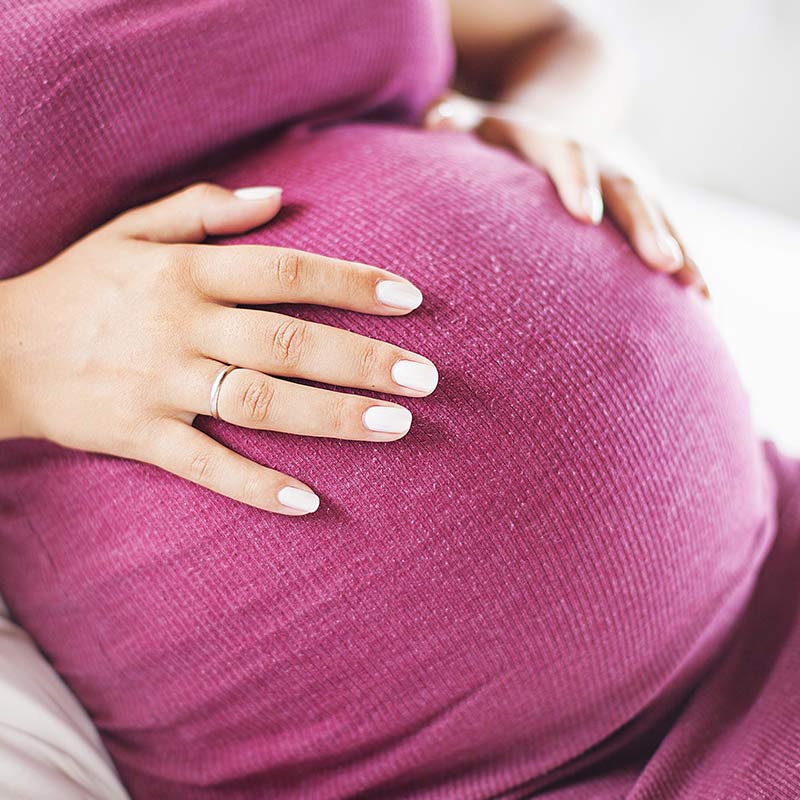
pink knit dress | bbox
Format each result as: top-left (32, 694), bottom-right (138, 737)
top-left (1, 2), bottom-right (798, 798)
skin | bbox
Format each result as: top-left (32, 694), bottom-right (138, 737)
top-left (0, 185), bottom-right (437, 514)
top-left (442, 0), bottom-right (708, 295)
top-left (0, 2), bottom-right (705, 516)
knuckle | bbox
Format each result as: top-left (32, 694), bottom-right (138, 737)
top-left (326, 393), bottom-right (348, 435)
top-left (159, 242), bottom-right (192, 274)
top-left (340, 262), bottom-right (365, 294)
top-left (272, 250), bottom-right (303, 291)
top-left (269, 318), bottom-right (307, 368)
top-left (188, 451), bottom-right (216, 485)
top-left (183, 181), bottom-right (216, 204)
top-left (109, 206), bottom-right (138, 232)
top-left (121, 417), bottom-right (159, 458)
top-left (240, 472), bottom-right (267, 507)
top-left (355, 341), bottom-right (381, 385)
top-left (161, 244), bottom-right (198, 288)
top-left (240, 378), bottom-right (276, 424)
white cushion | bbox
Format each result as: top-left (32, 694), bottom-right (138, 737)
top-left (0, 601), bottom-right (128, 799)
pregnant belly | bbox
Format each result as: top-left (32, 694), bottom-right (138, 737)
top-left (0, 124), bottom-right (776, 798)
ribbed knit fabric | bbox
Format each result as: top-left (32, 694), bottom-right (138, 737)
top-left (0, 0), bottom-right (452, 278)
top-left (1, 2), bottom-right (798, 798)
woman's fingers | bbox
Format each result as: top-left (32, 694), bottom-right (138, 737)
top-left (542, 139), bottom-right (603, 225)
top-left (674, 254), bottom-right (710, 298)
top-left (189, 363), bottom-right (415, 441)
top-left (428, 94), bottom-right (700, 290)
top-left (429, 96), bottom-right (706, 295)
top-left (187, 244), bottom-right (423, 314)
top-left (600, 172), bottom-right (685, 273)
top-left (198, 308), bottom-right (438, 396)
top-left (601, 172), bottom-right (708, 296)
top-left (482, 117), bottom-right (603, 225)
top-left (112, 182), bottom-right (283, 243)
top-left (661, 214), bottom-right (710, 298)
top-left (151, 421), bottom-right (320, 515)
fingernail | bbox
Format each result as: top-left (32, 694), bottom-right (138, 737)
top-left (375, 280), bottom-right (423, 310)
top-left (233, 186), bottom-right (283, 201)
top-left (391, 360), bottom-right (439, 394)
top-left (362, 406), bottom-right (413, 434)
top-left (425, 100), bottom-right (456, 130)
top-left (436, 101), bottom-right (455, 120)
top-left (657, 231), bottom-right (683, 272)
top-left (582, 186), bottom-right (603, 224)
top-left (437, 96), bottom-right (484, 131)
top-left (277, 486), bottom-right (320, 513)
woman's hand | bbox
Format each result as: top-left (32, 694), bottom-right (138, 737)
top-left (425, 92), bottom-right (708, 297)
top-left (0, 184), bottom-right (439, 515)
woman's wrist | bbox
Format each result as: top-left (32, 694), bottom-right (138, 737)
top-left (0, 277), bottom-right (27, 441)
top-left (496, 18), bottom-right (629, 142)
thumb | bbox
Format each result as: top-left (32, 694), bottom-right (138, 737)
top-left (113, 182), bottom-right (283, 243)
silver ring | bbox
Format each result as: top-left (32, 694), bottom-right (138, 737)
top-left (209, 364), bottom-right (237, 420)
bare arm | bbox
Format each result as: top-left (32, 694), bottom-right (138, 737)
top-left (448, 0), bottom-right (628, 138)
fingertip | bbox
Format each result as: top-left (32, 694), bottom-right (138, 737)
top-left (232, 185), bottom-right (283, 223)
top-left (676, 260), bottom-right (711, 300)
top-left (583, 186), bottom-right (604, 225)
top-left (423, 102), bottom-right (449, 130)
top-left (554, 183), bottom-right (588, 224)
top-left (566, 204), bottom-right (591, 224)
top-left (362, 405), bottom-right (413, 436)
top-left (233, 186), bottom-right (283, 203)
top-left (658, 232), bottom-right (684, 273)
top-left (375, 280), bottom-right (423, 312)
top-left (276, 484), bottom-right (321, 515)
top-left (391, 359), bottom-right (439, 395)
top-left (674, 264), bottom-right (695, 287)
top-left (424, 95), bottom-right (484, 132)
top-left (193, 185), bottom-right (285, 237)
top-left (555, 180), bottom-right (600, 226)
top-left (637, 231), bottom-right (684, 273)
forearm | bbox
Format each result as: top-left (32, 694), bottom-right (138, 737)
top-left (451, 4), bottom-right (630, 141)
top-left (496, 18), bottom-right (628, 138)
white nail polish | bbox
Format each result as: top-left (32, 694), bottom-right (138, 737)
top-left (362, 406), bottom-right (413, 434)
top-left (657, 232), bottom-right (683, 271)
top-left (436, 101), bottom-right (455, 120)
top-left (391, 360), bottom-right (439, 393)
top-left (583, 187), bottom-right (603, 224)
top-left (375, 280), bottom-right (423, 310)
top-left (233, 186), bottom-right (283, 201)
top-left (277, 486), bottom-right (320, 513)
top-left (435, 96), bottom-right (484, 131)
